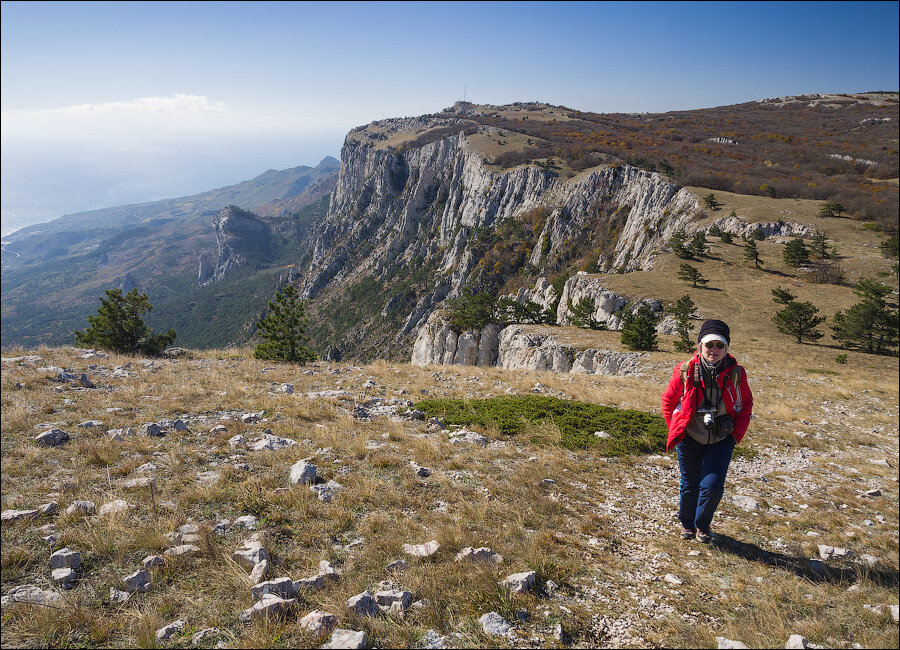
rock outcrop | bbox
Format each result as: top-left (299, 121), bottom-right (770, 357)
top-left (199, 206), bottom-right (273, 285)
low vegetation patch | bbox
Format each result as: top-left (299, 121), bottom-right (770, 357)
top-left (416, 395), bottom-right (667, 454)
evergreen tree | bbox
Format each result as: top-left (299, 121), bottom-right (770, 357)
top-left (771, 286), bottom-right (797, 305)
top-left (743, 239), bottom-right (762, 268)
top-left (751, 225), bottom-right (766, 241)
top-left (677, 263), bottom-right (708, 288)
top-left (568, 296), bottom-right (599, 329)
top-left (253, 285), bottom-right (316, 363)
top-left (720, 230), bottom-right (734, 244)
top-left (708, 224), bottom-right (724, 238)
top-left (772, 301), bottom-right (826, 344)
top-left (75, 288), bottom-right (176, 356)
top-left (620, 305), bottom-right (658, 351)
top-left (670, 294), bottom-right (698, 353)
top-left (783, 238), bottom-right (811, 267)
top-left (818, 202), bottom-right (845, 218)
top-left (810, 231), bottom-right (829, 259)
top-left (445, 289), bottom-right (496, 332)
top-left (689, 231), bottom-right (709, 257)
top-left (669, 229), bottom-right (693, 259)
top-left (703, 193), bottom-right (722, 211)
top-left (831, 279), bottom-right (899, 355)
top-left (495, 297), bottom-right (547, 326)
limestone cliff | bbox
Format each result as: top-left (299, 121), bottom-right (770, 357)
top-left (199, 206), bottom-right (273, 285)
top-left (297, 109), bottom-right (706, 359)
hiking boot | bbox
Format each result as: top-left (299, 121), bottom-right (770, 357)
top-left (697, 529), bottom-right (713, 543)
top-left (680, 528), bottom-right (696, 540)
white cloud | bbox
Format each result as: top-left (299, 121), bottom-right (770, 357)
top-left (2, 94), bottom-right (227, 119)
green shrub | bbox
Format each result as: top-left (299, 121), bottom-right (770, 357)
top-left (415, 395), bottom-right (667, 454)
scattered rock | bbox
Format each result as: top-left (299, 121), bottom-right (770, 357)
top-left (420, 629), bottom-right (447, 649)
top-left (663, 573), bottom-right (683, 586)
top-left (867, 458), bottom-right (890, 467)
top-left (50, 547), bottom-right (81, 570)
top-left (77, 420), bottom-right (103, 428)
top-left (501, 570), bottom-right (536, 594)
top-left (65, 500), bottom-right (96, 516)
top-left (276, 383), bottom-right (294, 394)
top-left (402, 540), bottom-right (440, 557)
top-left (123, 477), bottom-right (152, 489)
top-left (164, 544), bottom-right (201, 558)
top-left (251, 577), bottom-right (297, 600)
top-left (190, 628), bottom-right (223, 645)
top-left (448, 428), bottom-right (490, 446)
top-left (374, 588), bottom-right (413, 612)
top-left (249, 433), bottom-right (296, 451)
top-left (143, 555), bottom-right (165, 569)
top-left (51, 566), bottom-right (78, 588)
top-left (2, 508), bottom-right (40, 523)
top-left (294, 574), bottom-right (325, 592)
top-left (347, 590), bottom-right (378, 616)
top-left (209, 424), bottom-right (228, 434)
top-left (233, 535), bottom-right (269, 570)
top-left (732, 495), bottom-right (759, 511)
top-left (233, 515), bottom-right (258, 530)
top-left (172, 419), bottom-right (189, 431)
top-left (109, 587), bottom-right (131, 604)
top-left (386, 559), bottom-right (409, 572)
top-left (299, 609), bottom-right (337, 635)
top-left (99, 499), bottom-right (129, 516)
top-left (228, 435), bottom-right (246, 449)
top-left (319, 560), bottom-right (341, 581)
top-left (322, 629), bottom-right (368, 650)
top-left (716, 638), bottom-right (749, 649)
top-left (289, 460), bottom-right (317, 485)
top-left (239, 593), bottom-right (296, 622)
top-left (479, 611), bottom-right (513, 637)
top-left (35, 428), bottom-right (70, 447)
top-left (108, 427), bottom-right (136, 441)
top-left (455, 547), bottom-right (503, 564)
top-left (410, 461), bottom-right (432, 477)
top-left (139, 422), bottom-right (164, 437)
top-left (250, 560), bottom-right (270, 583)
top-left (156, 620), bottom-right (185, 642)
top-left (123, 569), bottom-right (152, 593)
top-left (785, 634), bottom-right (809, 649)
top-left (310, 480), bottom-right (343, 502)
top-left (1, 584), bottom-right (62, 607)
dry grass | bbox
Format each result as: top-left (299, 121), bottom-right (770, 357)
top-left (1, 339), bottom-right (897, 648)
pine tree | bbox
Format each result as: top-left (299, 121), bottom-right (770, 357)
top-left (809, 231), bottom-right (829, 259)
top-left (831, 279), bottom-right (899, 354)
top-left (720, 230), bottom-right (734, 244)
top-left (75, 288), bottom-right (176, 356)
top-left (743, 240), bottom-right (762, 268)
top-left (620, 305), bottom-right (658, 351)
top-left (783, 238), bottom-right (811, 267)
top-left (253, 285), bottom-right (316, 363)
top-left (670, 294), bottom-right (698, 352)
top-left (689, 231), bottom-right (709, 258)
top-left (772, 301), bottom-right (826, 344)
top-left (771, 286), bottom-right (796, 305)
top-left (669, 229), bottom-right (693, 259)
top-left (677, 263), bottom-right (708, 288)
top-left (445, 289), bottom-right (496, 332)
top-left (703, 193), bottom-right (722, 211)
top-left (568, 296), bottom-right (599, 329)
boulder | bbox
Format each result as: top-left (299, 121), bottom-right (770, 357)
top-left (251, 577), bottom-right (297, 600)
top-left (479, 611), bottom-right (512, 637)
top-left (239, 593), bottom-right (296, 623)
top-left (35, 428), bottom-right (69, 446)
top-left (289, 460), bottom-right (317, 485)
top-left (347, 590), bottom-right (378, 616)
top-left (233, 536), bottom-right (269, 570)
top-left (123, 569), bottom-right (152, 593)
top-left (0, 584), bottom-right (62, 607)
top-left (374, 589), bottom-right (413, 612)
top-left (501, 570), bottom-right (536, 593)
top-left (249, 560), bottom-right (270, 583)
top-left (299, 609), bottom-right (337, 635)
top-left (99, 500), bottom-right (129, 516)
top-left (49, 548), bottom-right (81, 570)
top-left (322, 629), bottom-right (368, 649)
top-left (156, 620), bottom-right (185, 642)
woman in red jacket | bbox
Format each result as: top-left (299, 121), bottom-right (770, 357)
top-left (661, 319), bottom-right (753, 542)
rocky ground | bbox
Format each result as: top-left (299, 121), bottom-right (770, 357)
top-left (1, 345), bottom-right (897, 649)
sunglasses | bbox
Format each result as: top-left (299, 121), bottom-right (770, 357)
top-left (703, 341), bottom-right (726, 350)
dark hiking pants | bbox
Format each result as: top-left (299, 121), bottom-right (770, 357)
top-left (676, 434), bottom-right (736, 532)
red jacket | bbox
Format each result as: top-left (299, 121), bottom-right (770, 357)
top-left (661, 352), bottom-right (753, 452)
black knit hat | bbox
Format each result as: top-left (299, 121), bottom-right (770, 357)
top-left (697, 319), bottom-right (730, 345)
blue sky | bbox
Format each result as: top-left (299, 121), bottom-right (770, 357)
top-left (2, 1), bottom-right (898, 234)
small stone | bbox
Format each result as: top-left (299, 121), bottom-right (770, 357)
top-left (2, 509), bottom-right (40, 523)
top-left (156, 619), bottom-right (185, 642)
top-left (190, 628), bottom-right (222, 645)
top-left (293, 574), bottom-right (325, 592)
top-left (347, 590), bottom-right (378, 616)
top-left (241, 412), bottom-right (263, 424)
top-left (276, 383), bottom-right (294, 394)
top-left (250, 559), bottom-right (270, 583)
top-left (319, 560), bottom-right (341, 580)
top-left (249, 433), bottom-right (296, 451)
top-left (123, 477), bottom-right (152, 489)
top-left (228, 435), bottom-right (246, 449)
top-left (688, 550), bottom-right (702, 556)
top-left (289, 460), bottom-right (317, 485)
top-left (716, 638), bottom-right (749, 649)
top-left (732, 495), bottom-right (759, 511)
top-left (233, 538), bottom-right (269, 570)
top-left (1, 584), bottom-right (62, 607)
top-left (77, 420), bottom-right (103, 428)
top-left (863, 488), bottom-right (881, 497)
top-left (164, 544), bottom-right (201, 558)
top-left (50, 547), bottom-right (81, 570)
top-left (177, 523), bottom-right (200, 535)
top-left (209, 424), bottom-right (228, 434)
top-left (239, 593), bottom-right (296, 623)
top-left (374, 589), bottom-right (413, 612)
top-left (299, 609), bottom-right (337, 635)
top-left (123, 569), bottom-right (152, 593)
top-left (479, 611), bottom-right (512, 637)
top-left (501, 570), bottom-right (537, 594)
top-left (172, 419), bottom-right (189, 431)
top-left (139, 423), bottom-right (163, 437)
top-left (35, 428), bottom-right (70, 447)
top-left (664, 573), bottom-right (683, 586)
top-left (310, 480), bottom-right (343, 502)
top-left (410, 461), bottom-right (432, 477)
top-left (785, 634), bottom-right (809, 649)
top-left (233, 515), bottom-right (258, 530)
top-left (99, 499), bottom-right (129, 516)
top-left (420, 629), bottom-right (446, 649)
top-left (65, 500), bottom-right (96, 516)
top-left (109, 587), bottom-right (130, 604)
top-left (51, 566), bottom-right (78, 588)
top-left (386, 559), bottom-right (409, 572)
top-left (142, 555), bottom-right (165, 569)
top-left (858, 554), bottom-right (879, 567)
top-left (455, 547), bottom-right (503, 564)
top-left (402, 540), bottom-right (440, 557)
top-left (251, 577), bottom-right (297, 600)
top-left (322, 629), bottom-right (368, 649)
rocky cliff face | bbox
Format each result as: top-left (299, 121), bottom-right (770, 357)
top-left (199, 206), bottom-right (273, 285)
top-left (297, 114), bottom-right (705, 359)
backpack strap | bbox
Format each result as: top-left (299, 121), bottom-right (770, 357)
top-left (730, 365), bottom-right (743, 412)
